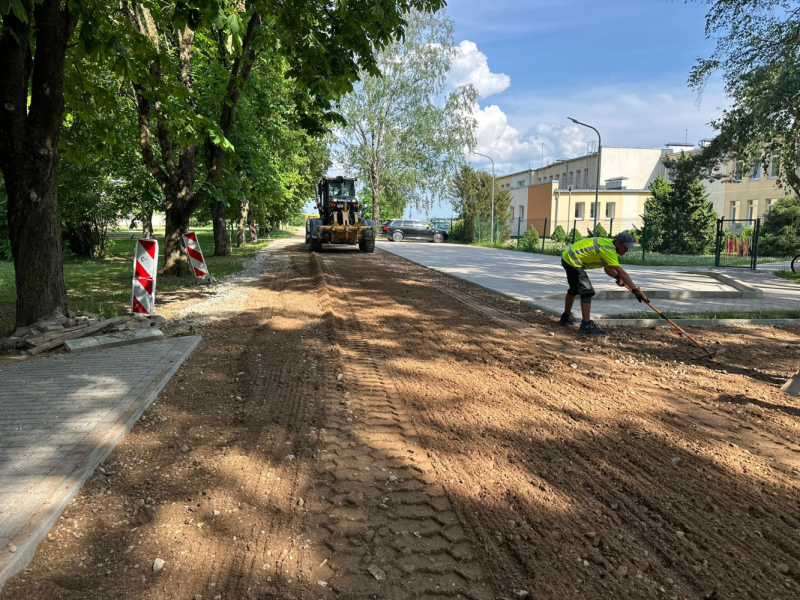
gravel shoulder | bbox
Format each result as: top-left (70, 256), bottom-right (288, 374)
top-left (2, 236), bottom-right (800, 599)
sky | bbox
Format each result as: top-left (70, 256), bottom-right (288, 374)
top-left (412, 0), bottom-right (728, 219)
top-left (310, 0), bottom-right (730, 220)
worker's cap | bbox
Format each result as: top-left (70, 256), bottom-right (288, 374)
top-left (614, 231), bottom-right (636, 249)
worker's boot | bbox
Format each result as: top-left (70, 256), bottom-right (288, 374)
top-left (559, 312), bottom-right (579, 326)
top-left (579, 320), bottom-right (607, 335)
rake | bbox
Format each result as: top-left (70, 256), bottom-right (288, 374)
top-left (623, 283), bottom-right (725, 360)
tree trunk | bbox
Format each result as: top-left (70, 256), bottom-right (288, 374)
top-left (237, 198), bottom-right (249, 247)
top-left (211, 200), bottom-right (229, 256)
top-left (5, 165), bottom-right (69, 326)
top-left (162, 205), bottom-right (192, 277)
top-left (142, 209), bottom-right (154, 237)
top-left (0, 0), bottom-right (76, 327)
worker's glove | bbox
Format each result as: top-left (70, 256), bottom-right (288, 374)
top-left (632, 287), bottom-right (648, 303)
top-left (614, 276), bottom-right (625, 287)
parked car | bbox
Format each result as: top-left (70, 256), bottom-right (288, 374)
top-left (380, 219), bottom-right (448, 243)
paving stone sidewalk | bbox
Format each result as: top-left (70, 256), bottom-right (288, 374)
top-left (0, 336), bottom-right (200, 589)
top-left (378, 240), bottom-right (800, 318)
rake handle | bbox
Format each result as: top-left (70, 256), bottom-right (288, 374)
top-left (623, 284), bottom-right (708, 352)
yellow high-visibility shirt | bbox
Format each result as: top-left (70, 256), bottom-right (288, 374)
top-left (562, 237), bottom-right (620, 270)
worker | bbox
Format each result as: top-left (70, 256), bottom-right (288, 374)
top-left (559, 231), bottom-right (648, 335)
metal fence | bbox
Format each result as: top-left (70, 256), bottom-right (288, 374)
top-left (437, 214), bottom-right (793, 271)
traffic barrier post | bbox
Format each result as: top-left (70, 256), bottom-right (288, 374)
top-left (181, 231), bottom-right (209, 278)
top-left (250, 223), bottom-right (258, 242)
top-left (131, 237), bottom-right (158, 315)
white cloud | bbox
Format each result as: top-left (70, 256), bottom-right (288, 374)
top-left (466, 77), bottom-right (729, 176)
top-left (448, 40), bottom-right (510, 98)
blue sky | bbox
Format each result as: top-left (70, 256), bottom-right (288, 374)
top-left (324, 1), bottom-right (730, 220)
top-left (443, 0), bottom-right (727, 177)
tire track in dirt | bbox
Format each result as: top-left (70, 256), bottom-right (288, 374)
top-left (304, 252), bottom-right (495, 600)
top-left (319, 248), bottom-right (800, 599)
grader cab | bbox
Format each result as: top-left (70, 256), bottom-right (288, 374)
top-left (306, 176), bottom-right (376, 253)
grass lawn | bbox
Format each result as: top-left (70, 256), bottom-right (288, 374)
top-left (0, 227), bottom-right (294, 320)
top-left (776, 270), bottom-right (800, 283)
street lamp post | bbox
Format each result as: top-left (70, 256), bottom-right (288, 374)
top-left (568, 118), bottom-right (602, 234)
top-left (471, 151), bottom-right (495, 244)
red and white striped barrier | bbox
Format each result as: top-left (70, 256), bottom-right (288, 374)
top-left (250, 223), bottom-right (257, 242)
top-left (181, 231), bottom-right (209, 277)
top-left (131, 238), bottom-right (158, 315)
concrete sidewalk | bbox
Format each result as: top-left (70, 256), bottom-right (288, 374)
top-left (377, 240), bottom-right (800, 318)
top-left (0, 336), bottom-right (200, 589)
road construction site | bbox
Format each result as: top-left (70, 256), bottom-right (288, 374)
top-left (2, 235), bottom-right (800, 600)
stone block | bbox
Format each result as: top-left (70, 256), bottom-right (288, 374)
top-left (64, 328), bottom-right (164, 354)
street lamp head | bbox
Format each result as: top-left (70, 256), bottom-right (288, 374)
top-left (568, 117), bottom-right (578, 124)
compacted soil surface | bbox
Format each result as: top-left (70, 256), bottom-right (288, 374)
top-left (3, 236), bottom-right (800, 600)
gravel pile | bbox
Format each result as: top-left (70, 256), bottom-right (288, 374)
top-left (172, 238), bottom-right (293, 330)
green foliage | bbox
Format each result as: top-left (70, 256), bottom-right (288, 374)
top-left (450, 165), bottom-right (512, 243)
top-left (519, 227), bottom-right (540, 252)
top-left (690, 1), bottom-right (800, 196)
top-left (643, 156), bottom-right (717, 254)
top-left (335, 9), bottom-right (477, 222)
top-left (587, 223), bottom-right (608, 238)
top-left (550, 224), bottom-right (567, 243)
top-left (757, 196), bottom-right (800, 257)
top-left (566, 228), bottom-right (583, 243)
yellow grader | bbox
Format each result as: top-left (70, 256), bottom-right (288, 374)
top-left (306, 176), bottom-right (376, 253)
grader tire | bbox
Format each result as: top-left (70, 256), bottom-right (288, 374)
top-left (311, 238), bottom-right (323, 253)
top-left (364, 239), bottom-right (375, 253)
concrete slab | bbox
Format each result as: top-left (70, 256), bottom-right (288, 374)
top-left (64, 327), bottom-right (164, 353)
top-left (781, 371), bottom-right (800, 396)
top-left (377, 240), bottom-right (800, 318)
top-left (0, 335), bottom-right (201, 591)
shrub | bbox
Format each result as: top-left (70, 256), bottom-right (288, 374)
top-left (759, 196), bottom-right (800, 257)
top-left (551, 225), bottom-right (567, 243)
top-left (566, 228), bottom-right (583, 243)
top-left (519, 227), bottom-right (540, 252)
top-left (587, 223), bottom-right (608, 238)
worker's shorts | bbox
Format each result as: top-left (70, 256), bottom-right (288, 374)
top-left (561, 259), bottom-right (595, 303)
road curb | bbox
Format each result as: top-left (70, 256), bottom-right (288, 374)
top-left (593, 318), bottom-right (800, 328)
top-left (378, 249), bottom-right (800, 330)
top-left (0, 335), bottom-right (201, 592)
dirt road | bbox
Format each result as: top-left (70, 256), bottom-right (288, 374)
top-left (3, 237), bottom-right (800, 599)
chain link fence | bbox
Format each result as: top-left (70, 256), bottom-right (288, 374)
top-left (436, 215), bottom-right (792, 270)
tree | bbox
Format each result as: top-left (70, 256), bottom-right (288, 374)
top-left (0, 0), bottom-right (78, 325)
top-left (690, 0), bottom-right (800, 195)
top-left (1, 0), bottom-right (449, 328)
top-left (450, 164), bottom-right (512, 243)
top-left (758, 195), bottom-right (800, 256)
top-left (644, 155), bottom-right (718, 254)
top-left (335, 9), bottom-right (476, 225)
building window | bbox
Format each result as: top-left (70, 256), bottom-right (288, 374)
top-left (769, 155), bottom-right (779, 178)
top-left (569, 171), bottom-right (574, 186)
top-left (730, 202), bottom-right (738, 220)
top-left (606, 203), bottom-right (615, 219)
top-left (520, 206), bottom-right (525, 219)
top-left (575, 202), bottom-right (585, 220)
top-left (537, 177), bottom-right (541, 184)
top-left (750, 160), bottom-right (761, 180)
top-left (748, 200), bottom-right (757, 220)
top-left (590, 202), bottom-right (597, 219)
top-left (585, 169), bottom-right (589, 187)
top-left (563, 172), bottom-right (567, 186)
top-left (518, 179), bottom-right (525, 187)
top-left (576, 171), bottom-right (581, 189)
top-left (733, 161), bottom-right (743, 182)
top-left (510, 206), bottom-right (515, 219)
top-left (767, 198), bottom-right (777, 212)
